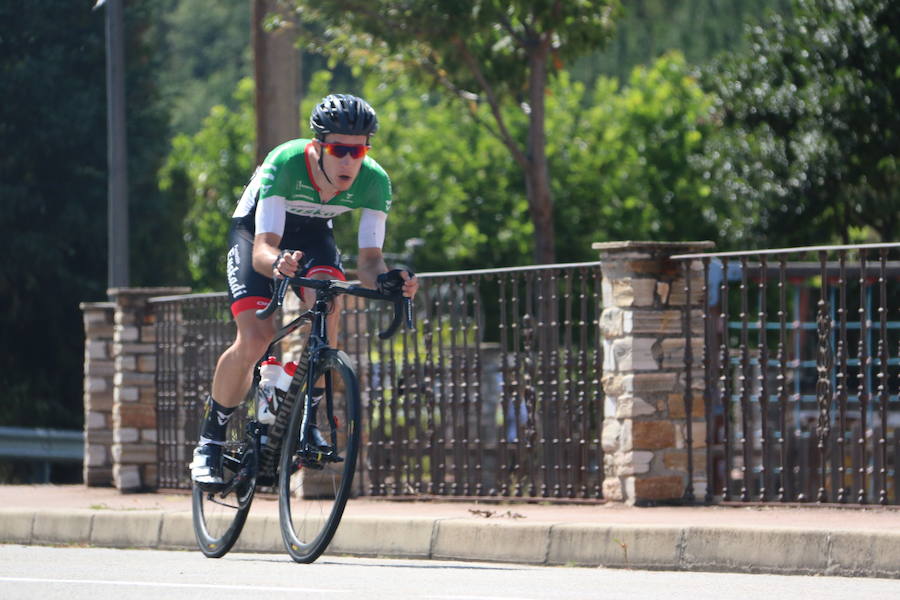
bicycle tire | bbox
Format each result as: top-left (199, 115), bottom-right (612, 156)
top-left (278, 349), bottom-right (361, 563)
top-left (192, 421), bottom-right (257, 558)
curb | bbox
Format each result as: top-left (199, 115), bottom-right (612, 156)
top-left (1, 508), bottom-right (897, 578)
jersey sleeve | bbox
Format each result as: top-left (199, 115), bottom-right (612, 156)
top-left (259, 158), bottom-right (295, 201)
top-left (254, 151), bottom-right (296, 236)
top-left (255, 196), bottom-right (286, 236)
top-left (360, 159), bottom-right (392, 214)
top-left (358, 208), bottom-right (387, 249)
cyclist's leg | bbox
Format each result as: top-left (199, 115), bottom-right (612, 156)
top-left (192, 223), bottom-right (275, 484)
top-left (211, 310), bottom-right (276, 407)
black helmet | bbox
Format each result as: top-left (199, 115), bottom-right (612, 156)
top-left (309, 94), bottom-right (378, 140)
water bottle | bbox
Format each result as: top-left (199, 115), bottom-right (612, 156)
top-left (257, 356), bottom-right (281, 425)
top-left (276, 361), bottom-right (297, 397)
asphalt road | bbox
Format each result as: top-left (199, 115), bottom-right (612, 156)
top-left (1, 545), bottom-right (898, 600)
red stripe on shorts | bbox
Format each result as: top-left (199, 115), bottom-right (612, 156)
top-left (231, 296), bottom-right (270, 317)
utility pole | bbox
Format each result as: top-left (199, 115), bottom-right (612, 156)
top-left (252, 0), bottom-right (300, 164)
top-left (96, 0), bottom-right (129, 289)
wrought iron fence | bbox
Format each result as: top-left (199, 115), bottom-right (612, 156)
top-left (152, 262), bottom-right (606, 501)
top-left (674, 243), bottom-right (900, 505)
top-left (153, 293), bottom-right (236, 490)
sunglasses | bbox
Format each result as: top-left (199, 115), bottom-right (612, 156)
top-left (321, 142), bottom-right (370, 159)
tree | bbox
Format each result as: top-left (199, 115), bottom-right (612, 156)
top-left (572, 0), bottom-right (792, 83)
top-left (0, 2), bottom-right (107, 428)
top-left (0, 1), bottom-right (183, 430)
top-left (168, 56), bottom-right (725, 288)
top-left (699, 0), bottom-right (899, 245)
top-left (161, 79), bottom-right (256, 291)
top-left (289, 0), bottom-right (621, 264)
top-left (153, 0), bottom-right (252, 135)
top-left (549, 52), bottom-right (722, 258)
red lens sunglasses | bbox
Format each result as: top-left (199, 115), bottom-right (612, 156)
top-left (321, 142), bottom-right (370, 159)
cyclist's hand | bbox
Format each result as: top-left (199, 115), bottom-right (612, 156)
top-left (377, 268), bottom-right (416, 297)
top-left (400, 270), bottom-right (418, 299)
top-left (273, 250), bottom-right (303, 279)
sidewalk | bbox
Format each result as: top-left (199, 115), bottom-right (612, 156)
top-left (1, 484), bottom-right (898, 578)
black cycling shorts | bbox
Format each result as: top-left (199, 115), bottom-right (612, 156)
top-left (225, 219), bottom-right (345, 317)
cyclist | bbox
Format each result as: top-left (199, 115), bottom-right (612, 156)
top-left (191, 93), bottom-right (418, 486)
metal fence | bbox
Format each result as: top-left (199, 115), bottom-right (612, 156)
top-left (153, 293), bottom-right (236, 491)
top-left (674, 243), bottom-right (900, 505)
top-left (153, 262), bottom-right (606, 500)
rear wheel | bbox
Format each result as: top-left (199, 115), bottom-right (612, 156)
top-left (278, 349), bottom-right (360, 563)
top-left (192, 420), bottom-right (257, 558)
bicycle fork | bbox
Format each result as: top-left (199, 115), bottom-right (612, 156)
top-left (297, 354), bottom-right (341, 469)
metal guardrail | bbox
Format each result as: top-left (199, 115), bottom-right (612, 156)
top-left (0, 426), bottom-right (84, 462)
top-left (0, 426), bottom-right (84, 484)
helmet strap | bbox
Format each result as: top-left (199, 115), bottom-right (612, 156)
top-left (317, 151), bottom-right (335, 186)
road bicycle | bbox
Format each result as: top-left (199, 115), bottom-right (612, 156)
top-left (191, 274), bottom-right (412, 563)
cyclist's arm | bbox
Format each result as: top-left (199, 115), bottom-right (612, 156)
top-left (358, 247), bottom-right (418, 299)
top-left (356, 207), bottom-right (388, 289)
top-left (251, 232), bottom-right (280, 277)
top-left (357, 247), bottom-right (388, 290)
top-left (249, 190), bottom-right (286, 277)
top-left (253, 232), bottom-right (303, 279)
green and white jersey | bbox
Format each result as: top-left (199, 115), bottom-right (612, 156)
top-left (233, 138), bottom-right (392, 248)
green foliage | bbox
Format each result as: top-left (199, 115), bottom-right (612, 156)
top-left (341, 76), bottom-right (533, 270)
top-left (550, 53), bottom-right (720, 258)
top-left (125, 2), bottom-right (191, 288)
top-left (572, 0), bottom-right (793, 83)
top-left (161, 79), bottom-right (256, 290)
top-left (290, 0), bottom-right (623, 264)
top-left (292, 1), bottom-right (621, 98)
top-left (171, 55), bottom-right (720, 287)
top-left (153, 0), bottom-right (252, 135)
top-left (699, 0), bottom-right (900, 245)
top-left (0, 0), bottom-right (182, 429)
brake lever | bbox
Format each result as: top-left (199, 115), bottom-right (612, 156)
top-left (255, 277), bottom-right (290, 320)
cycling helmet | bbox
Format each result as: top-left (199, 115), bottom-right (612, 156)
top-left (309, 94), bottom-right (378, 140)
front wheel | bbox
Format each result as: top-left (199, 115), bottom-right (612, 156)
top-left (278, 349), bottom-right (361, 563)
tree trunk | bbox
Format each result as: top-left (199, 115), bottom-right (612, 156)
top-left (252, 0), bottom-right (300, 164)
top-left (525, 44), bottom-right (556, 265)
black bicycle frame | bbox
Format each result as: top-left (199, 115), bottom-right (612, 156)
top-left (254, 277), bottom-right (411, 463)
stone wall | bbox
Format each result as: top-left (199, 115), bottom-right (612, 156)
top-left (80, 302), bottom-right (115, 486)
top-left (594, 241), bottom-right (712, 505)
top-left (83, 288), bottom-right (189, 491)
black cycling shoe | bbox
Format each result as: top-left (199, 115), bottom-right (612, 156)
top-left (190, 442), bottom-right (224, 488)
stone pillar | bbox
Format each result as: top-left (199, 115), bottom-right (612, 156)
top-left (593, 241), bottom-right (713, 505)
top-left (108, 287), bottom-right (189, 492)
top-left (81, 302), bottom-right (116, 486)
